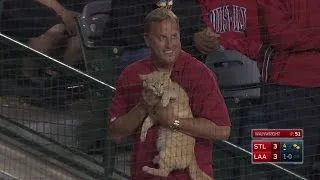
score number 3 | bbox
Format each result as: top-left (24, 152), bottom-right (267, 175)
top-left (272, 143), bottom-right (280, 161)
top-left (273, 153), bottom-right (278, 160)
top-left (273, 143), bottom-right (279, 150)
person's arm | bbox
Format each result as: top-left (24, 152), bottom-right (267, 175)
top-left (197, 0), bottom-right (263, 60)
top-left (108, 71), bottom-right (148, 143)
top-left (153, 63), bottom-right (231, 140)
top-left (36, 0), bottom-right (79, 35)
top-left (258, 0), bottom-right (320, 52)
top-left (180, 67), bottom-right (231, 140)
top-left (35, 0), bottom-right (66, 15)
top-left (109, 103), bottom-right (148, 143)
top-left (152, 103), bottom-right (230, 140)
top-left (177, 117), bottom-right (230, 140)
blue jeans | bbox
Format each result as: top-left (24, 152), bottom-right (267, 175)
top-left (116, 48), bottom-right (151, 76)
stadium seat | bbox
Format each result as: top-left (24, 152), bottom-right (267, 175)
top-left (206, 49), bottom-right (261, 100)
top-left (206, 48), bottom-right (261, 142)
top-left (77, 0), bottom-right (112, 48)
top-left (75, 0), bottom-right (120, 83)
top-left (75, 1), bottom-right (129, 179)
top-left (206, 49), bottom-right (262, 179)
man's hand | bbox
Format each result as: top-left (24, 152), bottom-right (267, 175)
top-left (194, 27), bottom-right (220, 54)
top-left (150, 102), bottom-right (175, 128)
top-left (59, 9), bottom-right (79, 36)
top-left (35, 0), bottom-right (78, 35)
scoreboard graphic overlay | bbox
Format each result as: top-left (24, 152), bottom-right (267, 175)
top-left (251, 129), bottom-right (304, 164)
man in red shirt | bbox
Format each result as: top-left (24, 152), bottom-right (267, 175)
top-left (108, 8), bottom-right (231, 180)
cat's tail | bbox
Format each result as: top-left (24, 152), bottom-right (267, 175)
top-left (188, 158), bottom-right (213, 180)
top-left (142, 166), bottom-right (170, 177)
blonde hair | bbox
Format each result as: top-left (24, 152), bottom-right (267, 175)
top-left (144, 7), bottom-right (179, 34)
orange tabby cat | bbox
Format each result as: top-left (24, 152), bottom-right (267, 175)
top-left (139, 71), bottom-right (213, 180)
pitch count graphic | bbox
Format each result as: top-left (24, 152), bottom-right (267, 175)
top-left (251, 129), bottom-right (304, 164)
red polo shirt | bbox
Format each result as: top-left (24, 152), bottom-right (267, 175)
top-left (108, 51), bottom-right (231, 180)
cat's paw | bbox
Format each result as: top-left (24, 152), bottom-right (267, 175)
top-left (140, 131), bottom-right (147, 142)
top-left (161, 95), bottom-right (170, 107)
top-left (153, 155), bottom-right (160, 164)
top-left (142, 166), bottom-right (149, 172)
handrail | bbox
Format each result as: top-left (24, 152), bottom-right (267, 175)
top-left (0, 32), bottom-right (115, 91)
top-left (0, 170), bottom-right (18, 180)
top-left (0, 113), bottom-right (104, 179)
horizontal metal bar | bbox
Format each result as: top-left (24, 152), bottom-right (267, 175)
top-left (0, 32), bottom-right (115, 91)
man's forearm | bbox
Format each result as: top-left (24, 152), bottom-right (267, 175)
top-left (177, 118), bottom-right (230, 140)
top-left (35, 0), bottom-right (65, 15)
top-left (109, 103), bottom-right (148, 143)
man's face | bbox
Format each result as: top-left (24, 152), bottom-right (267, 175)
top-left (146, 18), bottom-right (181, 66)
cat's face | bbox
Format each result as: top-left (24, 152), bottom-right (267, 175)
top-left (140, 71), bottom-right (171, 97)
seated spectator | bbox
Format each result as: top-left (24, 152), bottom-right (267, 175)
top-left (196, 0), bottom-right (266, 150)
top-left (1, 0), bottom-right (88, 79)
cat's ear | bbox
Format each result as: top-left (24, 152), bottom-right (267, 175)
top-left (139, 74), bottom-right (147, 80)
